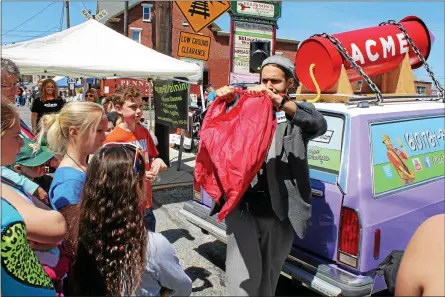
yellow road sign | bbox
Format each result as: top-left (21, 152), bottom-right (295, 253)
top-left (178, 32), bottom-right (211, 61)
top-left (175, 1), bottom-right (231, 33)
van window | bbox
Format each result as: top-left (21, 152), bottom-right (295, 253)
top-left (370, 115), bottom-right (445, 197)
top-left (308, 113), bottom-right (344, 175)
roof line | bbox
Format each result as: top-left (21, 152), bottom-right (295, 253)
top-left (103, 1), bottom-right (141, 23)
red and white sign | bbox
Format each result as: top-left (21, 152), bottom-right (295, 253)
top-left (102, 79), bottom-right (153, 97)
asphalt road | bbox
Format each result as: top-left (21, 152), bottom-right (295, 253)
top-left (18, 105), bottom-right (318, 296)
top-left (152, 186), bottom-right (319, 296)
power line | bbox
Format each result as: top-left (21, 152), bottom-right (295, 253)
top-left (80, 1), bottom-right (89, 11)
top-left (1, 2), bottom-right (57, 36)
top-left (1, 29), bottom-right (59, 33)
top-left (3, 27), bottom-right (61, 44)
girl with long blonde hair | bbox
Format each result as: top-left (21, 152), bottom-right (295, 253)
top-left (38, 102), bottom-right (108, 252)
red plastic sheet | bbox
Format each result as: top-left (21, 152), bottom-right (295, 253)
top-left (195, 90), bottom-right (277, 221)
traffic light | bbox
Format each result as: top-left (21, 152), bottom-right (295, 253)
top-left (249, 40), bottom-right (271, 73)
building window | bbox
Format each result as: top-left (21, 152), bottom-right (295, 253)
top-left (130, 28), bottom-right (142, 43)
top-left (142, 4), bottom-right (153, 22)
top-left (416, 85), bottom-right (426, 94)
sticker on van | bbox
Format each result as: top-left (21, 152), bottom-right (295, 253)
top-left (308, 115), bottom-right (344, 175)
top-left (371, 116), bottom-right (445, 196)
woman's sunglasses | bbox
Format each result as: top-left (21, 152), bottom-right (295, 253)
top-left (102, 142), bottom-right (144, 173)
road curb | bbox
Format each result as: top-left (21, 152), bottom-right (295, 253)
top-left (152, 182), bottom-right (193, 191)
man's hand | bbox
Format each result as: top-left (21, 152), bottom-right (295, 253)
top-left (246, 85), bottom-right (283, 109)
top-left (33, 187), bottom-right (50, 206)
top-left (145, 171), bottom-right (156, 182)
top-left (150, 158), bottom-right (168, 176)
top-left (215, 86), bottom-right (236, 102)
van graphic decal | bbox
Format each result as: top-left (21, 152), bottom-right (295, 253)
top-left (308, 115), bottom-right (344, 175)
top-left (371, 116), bottom-right (445, 196)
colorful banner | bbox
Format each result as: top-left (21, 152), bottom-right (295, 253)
top-left (229, 72), bottom-right (260, 85)
top-left (371, 116), bottom-right (445, 196)
top-left (308, 115), bottom-right (344, 174)
top-left (232, 21), bottom-right (273, 74)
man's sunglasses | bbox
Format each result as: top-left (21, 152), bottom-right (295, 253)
top-left (85, 94), bottom-right (95, 98)
top-left (102, 142), bottom-right (144, 173)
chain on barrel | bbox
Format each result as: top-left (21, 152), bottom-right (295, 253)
top-left (295, 16), bottom-right (434, 97)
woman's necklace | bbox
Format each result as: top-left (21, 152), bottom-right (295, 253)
top-left (65, 152), bottom-right (86, 172)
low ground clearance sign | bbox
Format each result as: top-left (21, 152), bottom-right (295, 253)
top-left (178, 32), bottom-right (211, 61)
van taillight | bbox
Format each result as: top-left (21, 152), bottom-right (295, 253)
top-left (374, 229), bottom-right (381, 259)
top-left (338, 207), bottom-right (360, 268)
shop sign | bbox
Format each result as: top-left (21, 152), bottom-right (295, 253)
top-left (230, 1), bottom-right (281, 21)
top-left (232, 21), bottom-right (273, 74)
top-left (154, 80), bottom-right (189, 129)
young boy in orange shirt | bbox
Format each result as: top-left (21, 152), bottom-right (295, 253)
top-left (104, 86), bottom-right (167, 231)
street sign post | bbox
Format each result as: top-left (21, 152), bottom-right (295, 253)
top-left (67, 78), bottom-right (77, 84)
top-left (175, 1), bottom-right (231, 33)
top-left (95, 9), bottom-right (108, 22)
top-left (81, 9), bottom-right (93, 20)
top-left (177, 31), bottom-right (211, 61)
top-left (81, 8), bottom-right (108, 21)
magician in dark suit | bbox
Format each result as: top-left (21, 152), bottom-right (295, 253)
top-left (214, 55), bottom-right (327, 296)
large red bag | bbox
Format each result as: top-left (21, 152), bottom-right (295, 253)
top-left (195, 90), bottom-right (277, 221)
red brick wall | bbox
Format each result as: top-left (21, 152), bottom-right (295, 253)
top-left (414, 81), bottom-right (432, 95)
top-left (107, 2), bottom-right (299, 89)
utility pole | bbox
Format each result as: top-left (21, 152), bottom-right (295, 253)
top-left (154, 1), bottom-right (172, 166)
top-left (65, 0), bottom-right (70, 29)
top-left (124, 1), bottom-right (129, 37)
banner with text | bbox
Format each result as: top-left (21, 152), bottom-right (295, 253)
top-left (308, 115), bottom-right (344, 175)
top-left (232, 20), bottom-right (273, 74)
top-left (154, 80), bottom-right (189, 129)
top-left (371, 116), bottom-right (445, 196)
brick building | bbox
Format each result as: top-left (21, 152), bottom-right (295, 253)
top-left (100, 1), bottom-right (300, 89)
top-left (414, 80), bottom-right (433, 95)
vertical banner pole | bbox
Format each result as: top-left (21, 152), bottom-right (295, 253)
top-left (177, 83), bottom-right (190, 171)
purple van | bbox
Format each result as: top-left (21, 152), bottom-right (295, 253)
top-left (180, 99), bottom-right (445, 296)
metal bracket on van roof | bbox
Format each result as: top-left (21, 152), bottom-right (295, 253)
top-left (347, 94), bottom-right (444, 106)
top-left (289, 93), bottom-right (444, 106)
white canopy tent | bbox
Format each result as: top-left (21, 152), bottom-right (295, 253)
top-left (2, 19), bottom-right (202, 82)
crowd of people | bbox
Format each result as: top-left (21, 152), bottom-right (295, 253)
top-left (1, 58), bottom-right (190, 296)
top-left (2, 53), bottom-right (444, 297)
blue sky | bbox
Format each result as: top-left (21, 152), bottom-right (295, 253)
top-left (2, 1), bottom-right (444, 84)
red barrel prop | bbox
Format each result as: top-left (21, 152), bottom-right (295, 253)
top-left (295, 16), bottom-right (433, 92)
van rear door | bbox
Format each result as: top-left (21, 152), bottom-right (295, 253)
top-left (292, 113), bottom-right (347, 262)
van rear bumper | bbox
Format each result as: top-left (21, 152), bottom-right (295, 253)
top-left (181, 200), bottom-right (372, 297)
top-left (282, 248), bottom-right (373, 297)
top-left (180, 200), bottom-right (227, 243)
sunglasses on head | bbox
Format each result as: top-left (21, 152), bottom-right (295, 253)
top-left (102, 142), bottom-right (144, 173)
